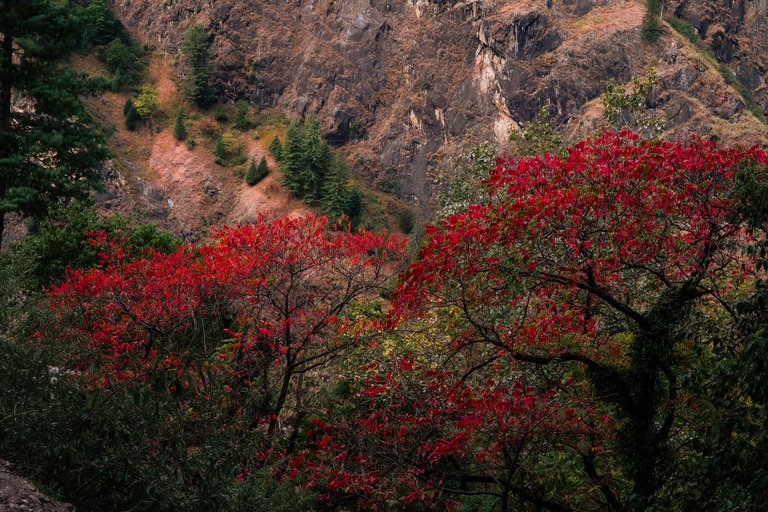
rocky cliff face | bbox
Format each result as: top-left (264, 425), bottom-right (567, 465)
top-left (672, 0), bottom-right (767, 109)
top-left (112, 0), bottom-right (767, 205)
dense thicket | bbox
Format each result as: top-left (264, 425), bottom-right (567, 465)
top-left (0, 213), bottom-right (405, 511)
top-left (281, 118), bottom-right (362, 221)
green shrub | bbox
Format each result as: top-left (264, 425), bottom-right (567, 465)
top-left (667, 16), bottom-right (699, 44)
top-left (246, 156), bottom-right (269, 186)
top-left (6, 202), bottom-right (179, 287)
top-left (269, 135), bottom-right (283, 161)
top-left (134, 84), bottom-right (158, 119)
top-left (641, 0), bottom-right (662, 42)
top-left (214, 106), bottom-right (229, 122)
top-left (234, 99), bottom-right (250, 130)
top-left (102, 35), bottom-right (145, 91)
top-left (174, 109), bottom-right (187, 141)
top-left (124, 99), bottom-right (139, 130)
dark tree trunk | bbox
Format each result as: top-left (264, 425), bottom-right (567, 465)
top-left (0, 0), bottom-right (14, 249)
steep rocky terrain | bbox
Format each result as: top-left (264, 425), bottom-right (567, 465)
top-left (672, 0), bottom-right (767, 108)
top-left (111, 0), bottom-right (767, 210)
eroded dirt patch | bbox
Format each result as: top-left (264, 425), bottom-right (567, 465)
top-left (0, 460), bottom-right (72, 512)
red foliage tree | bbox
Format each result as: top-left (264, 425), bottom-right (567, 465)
top-left (293, 132), bottom-right (768, 511)
top-left (50, 214), bottom-right (406, 442)
top-left (293, 357), bottom-right (600, 511)
top-left (389, 132), bottom-right (768, 510)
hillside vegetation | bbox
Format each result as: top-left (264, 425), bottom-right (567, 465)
top-left (1, 1), bottom-right (768, 512)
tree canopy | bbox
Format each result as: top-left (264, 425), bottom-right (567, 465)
top-left (0, 0), bottom-right (110, 246)
top-left (180, 23), bottom-right (215, 107)
top-left (293, 132), bottom-right (768, 511)
top-left (3, 112), bottom-right (768, 510)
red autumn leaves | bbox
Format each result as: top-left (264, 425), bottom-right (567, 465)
top-left (47, 132), bottom-right (768, 509)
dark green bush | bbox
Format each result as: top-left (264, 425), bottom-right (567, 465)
top-left (667, 16), bottom-right (699, 44)
top-left (641, 0), bottom-right (662, 42)
top-left (9, 202), bottom-right (179, 287)
top-left (246, 156), bottom-right (269, 186)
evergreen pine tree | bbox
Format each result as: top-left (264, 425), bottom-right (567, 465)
top-left (234, 99), bottom-right (249, 130)
top-left (246, 156), bottom-right (269, 186)
top-left (245, 158), bottom-right (258, 186)
top-left (181, 24), bottom-right (215, 107)
top-left (280, 122), bottom-right (304, 196)
top-left (269, 135), bottom-right (283, 161)
top-left (321, 154), bottom-right (350, 218)
top-left (124, 100), bottom-right (139, 130)
top-left (214, 135), bottom-right (227, 163)
top-left (173, 109), bottom-right (187, 141)
top-left (0, 0), bottom-right (111, 246)
top-left (641, 0), bottom-right (662, 42)
top-left (257, 155), bottom-right (269, 181)
top-left (111, 67), bottom-right (123, 92)
top-left (302, 117), bottom-right (331, 202)
top-left (345, 185), bottom-right (363, 220)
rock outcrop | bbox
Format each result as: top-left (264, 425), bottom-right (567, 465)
top-left (111, 0), bottom-right (767, 206)
top-left (671, 0), bottom-right (767, 112)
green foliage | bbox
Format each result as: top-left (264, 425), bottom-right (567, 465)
top-left (134, 84), bottom-right (158, 119)
top-left (0, 331), bottom-right (316, 512)
top-left (601, 69), bottom-right (666, 138)
top-left (104, 38), bottom-right (134, 73)
top-left (234, 99), bottom-right (250, 130)
top-left (397, 206), bottom-right (415, 234)
top-left (667, 16), bottom-right (699, 45)
top-left (221, 131), bottom-right (241, 154)
top-left (303, 117), bottom-right (332, 202)
top-left (214, 107), bottom-right (229, 122)
top-left (434, 141), bottom-right (497, 218)
top-left (174, 109), bottom-right (187, 141)
top-left (280, 119), bottom-right (365, 218)
top-left (214, 130), bottom-right (242, 166)
top-left (641, 0), bottom-right (662, 42)
top-left (282, 119), bottom-right (324, 198)
top-left (246, 156), bottom-right (269, 186)
top-left (214, 135), bottom-right (227, 164)
top-left (181, 24), bottom-right (215, 107)
top-left (221, 470), bottom-right (316, 511)
top-left (280, 122), bottom-right (306, 196)
top-left (508, 105), bottom-right (564, 157)
top-left (320, 154), bottom-right (351, 219)
top-left (74, 0), bottom-right (128, 48)
top-left (124, 99), bottom-right (139, 130)
top-left (345, 185), bottom-right (363, 220)
top-left (269, 135), bottom-right (283, 161)
top-left (8, 202), bottom-right (179, 287)
top-left (0, 0), bottom-right (112, 245)
top-left (103, 37), bottom-right (144, 90)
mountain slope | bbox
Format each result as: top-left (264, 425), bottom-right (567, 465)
top-left (111, 0), bottom-right (766, 207)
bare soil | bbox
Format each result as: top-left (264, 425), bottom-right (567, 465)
top-left (0, 460), bottom-right (72, 512)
